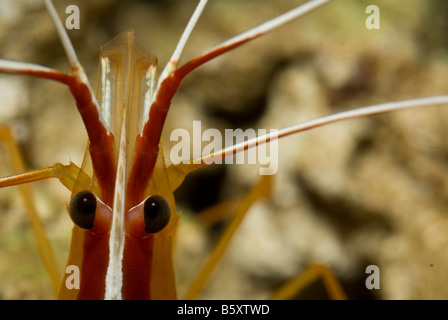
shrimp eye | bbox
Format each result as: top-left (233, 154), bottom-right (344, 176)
top-left (69, 190), bottom-right (97, 230)
top-left (143, 195), bottom-right (171, 234)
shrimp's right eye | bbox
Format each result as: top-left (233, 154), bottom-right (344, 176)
top-left (143, 195), bottom-right (171, 234)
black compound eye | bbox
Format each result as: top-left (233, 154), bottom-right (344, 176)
top-left (69, 190), bottom-right (97, 230)
top-left (143, 195), bottom-right (171, 234)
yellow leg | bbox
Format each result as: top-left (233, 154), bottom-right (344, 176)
top-left (183, 174), bottom-right (273, 299)
top-left (198, 199), bottom-right (241, 228)
top-left (270, 263), bottom-right (347, 300)
top-left (0, 126), bottom-right (60, 296)
top-left (181, 172), bottom-right (346, 300)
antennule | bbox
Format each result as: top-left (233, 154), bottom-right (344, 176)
top-left (44, 0), bottom-right (81, 70)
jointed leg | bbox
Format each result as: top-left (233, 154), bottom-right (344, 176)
top-left (270, 263), bottom-right (347, 300)
top-left (183, 175), bottom-right (273, 299)
top-left (0, 126), bottom-right (60, 296)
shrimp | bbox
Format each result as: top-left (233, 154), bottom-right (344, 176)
top-left (0, 0), bottom-right (447, 299)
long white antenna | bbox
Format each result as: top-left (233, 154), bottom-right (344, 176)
top-left (159, 0), bottom-right (208, 82)
top-left (44, 0), bottom-right (81, 69)
top-left (140, 0), bottom-right (208, 131)
top-left (0, 60), bottom-right (57, 75)
top-left (203, 0), bottom-right (332, 58)
top-left (44, 0), bottom-right (106, 129)
top-left (198, 95), bottom-right (448, 164)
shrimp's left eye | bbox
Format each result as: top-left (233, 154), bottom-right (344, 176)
top-left (69, 190), bottom-right (97, 230)
top-left (143, 195), bottom-right (171, 234)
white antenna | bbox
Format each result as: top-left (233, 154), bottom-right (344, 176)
top-left (158, 0), bottom-right (208, 85)
top-left (44, 0), bottom-right (81, 70)
top-left (198, 95), bottom-right (448, 164)
top-left (202, 0), bottom-right (332, 58)
top-left (44, 0), bottom-right (106, 129)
